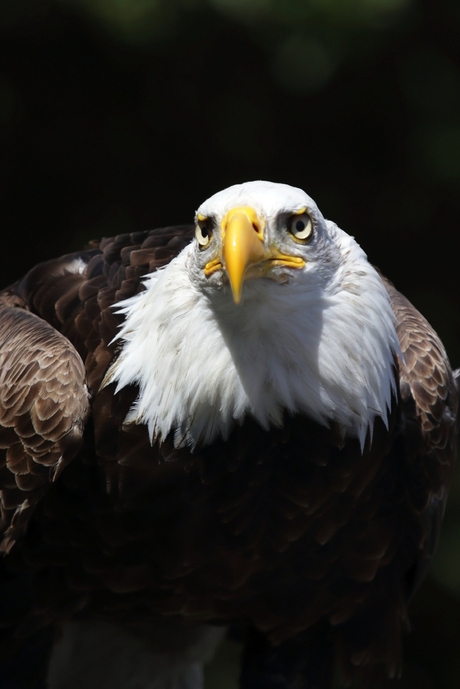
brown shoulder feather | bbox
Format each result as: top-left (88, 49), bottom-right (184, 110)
top-left (9, 226), bottom-right (194, 391)
top-left (386, 279), bottom-right (457, 449)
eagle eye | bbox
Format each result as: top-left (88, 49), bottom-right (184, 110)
top-left (288, 213), bottom-right (313, 242)
top-left (195, 218), bottom-right (213, 248)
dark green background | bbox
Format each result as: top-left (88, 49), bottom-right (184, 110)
top-left (1, 1), bottom-right (460, 686)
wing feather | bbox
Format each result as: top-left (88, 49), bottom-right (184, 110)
top-left (383, 279), bottom-right (457, 597)
top-left (0, 305), bottom-right (89, 552)
top-left (385, 281), bottom-right (457, 449)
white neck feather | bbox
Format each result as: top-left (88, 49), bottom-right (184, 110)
top-left (104, 228), bottom-right (399, 451)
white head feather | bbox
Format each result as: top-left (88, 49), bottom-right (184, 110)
top-left (104, 181), bottom-right (400, 450)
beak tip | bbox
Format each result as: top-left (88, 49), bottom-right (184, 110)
top-left (232, 289), bottom-right (242, 305)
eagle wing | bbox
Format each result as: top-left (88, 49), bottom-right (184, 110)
top-left (383, 279), bottom-right (458, 598)
top-left (0, 227), bottom-right (194, 552)
top-left (0, 304), bottom-right (90, 552)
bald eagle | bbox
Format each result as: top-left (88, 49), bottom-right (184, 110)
top-left (0, 181), bottom-right (457, 689)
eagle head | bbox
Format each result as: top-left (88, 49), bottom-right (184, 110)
top-left (105, 181), bottom-right (400, 450)
top-left (189, 181), bottom-right (341, 306)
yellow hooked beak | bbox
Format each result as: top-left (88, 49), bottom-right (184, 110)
top-left (212, 206), bottom-right (306, 304)
top-left (221, 206), bottom-right (265, 304)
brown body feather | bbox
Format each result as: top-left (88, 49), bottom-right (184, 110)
top-left (0, 227), bottom-right (457, 687)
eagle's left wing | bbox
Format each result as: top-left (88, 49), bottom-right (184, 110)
top-left (0, 303), bottom-right (90, 552)
top-left (383, 279), bottom-right (458, 599)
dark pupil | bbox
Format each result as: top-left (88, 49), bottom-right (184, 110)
top-left (201, 226), bottom-right (208, 238)
top-left (295, 220), bottom-right (305, 232)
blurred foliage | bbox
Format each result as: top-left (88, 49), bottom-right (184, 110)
top-left (1, 0), bottom-right (460, 685)
top-left (58, 0), bottom-right (414, 43)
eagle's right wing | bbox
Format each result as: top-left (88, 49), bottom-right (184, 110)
top-left (0, 304), bottom-right (90, 553)
top-left (0, 227), bottom-right (195, 553)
